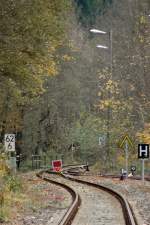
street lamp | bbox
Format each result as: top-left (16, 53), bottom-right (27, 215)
top-left (90, 29), bottom-right (107, 34)
top-left (90, 28), bottom-right (113, 75)
top-left (96, 45), bottom-right (108, 49)
top-left (90, 28), bottom-right (113, 161)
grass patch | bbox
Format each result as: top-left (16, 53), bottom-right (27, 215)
top-left (0, 152), bottom-right (25, 222)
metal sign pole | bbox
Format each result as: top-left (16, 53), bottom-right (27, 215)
top-left (32, 155), bottom-right (34, 170)
top-left (142, 159), bottom-right (145, 182)
top-left (71, 143), bottom-right (75, 162)
top-left (125, 140), bottom-right (128, 178)
top-left (119, 135), bottom-right (133, 179)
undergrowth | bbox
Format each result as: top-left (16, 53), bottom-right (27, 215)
top-left (0, 146), bottom-right (22, 222)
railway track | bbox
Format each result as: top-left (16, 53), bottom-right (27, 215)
top-left (37, 171), bottom-right (80, 225)
top-left (37, 165), bottom-right (139, 225)
top-left (64, 169), bottom-right (150, 182)
top-left (62, 166), bottom-right (138, 225)
top-left (97, 174), bottom-right (150, 182)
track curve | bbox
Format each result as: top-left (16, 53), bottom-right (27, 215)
top-left (37, 165), bottom-right (138, 225)
top-left (37, 171), bottom-right (80, 225)
top-left (61, 165), bottom-right (138, 225)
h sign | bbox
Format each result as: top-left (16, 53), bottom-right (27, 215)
top-left (138, 144), bottom-right (149, 159)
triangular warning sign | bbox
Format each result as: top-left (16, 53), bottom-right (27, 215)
top-left (119, 135), bottom-right (133, 148)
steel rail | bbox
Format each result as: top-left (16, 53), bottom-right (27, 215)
top-left (63, 166), bottom-right (150, 181)
top-left (97, 174), bottom-right (150, 182)
top-left (60, 166), bottom-right (139, 225)
top-left (63, 163), bottom-right (150, 179)
top-left (37, 165), bottom-right (139, 225)
top-left (37, 171), bottom-right (80, 225)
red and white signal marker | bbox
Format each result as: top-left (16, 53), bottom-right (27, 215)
top-left (52, 160), bottom-right (62, 172)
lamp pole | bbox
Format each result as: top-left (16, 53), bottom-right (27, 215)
top-left (107, 29), bottom-right (112, 159)
top-left (90, 28), bottom-right (113, 161)
top-left (95, 29), bottom-right (113, 75)
top-left (110, 29), bottom-right (113, 76)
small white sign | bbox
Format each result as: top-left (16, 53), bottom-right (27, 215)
top-left (99, 135), bottom-right (106, 146)
top-left (5, 134), bottom-right (15, 152)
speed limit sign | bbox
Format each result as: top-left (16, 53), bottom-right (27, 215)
top-left (5, 134), bottom-right (15, 152)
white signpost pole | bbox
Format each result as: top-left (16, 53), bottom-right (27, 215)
top-left (142, 159), bottom-right (145, 182)
top-left (119, 135), bottom-right (133, 179)
top-left (125, 140), bottom-right (128, 178)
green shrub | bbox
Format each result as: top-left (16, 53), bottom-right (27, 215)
top-left (4, 175), bottom-right (22, 192)
top-left (0, 190), bottom-right (5, 222)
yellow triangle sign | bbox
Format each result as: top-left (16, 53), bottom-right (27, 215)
top-left (119, 135), bottom-right (133, 148)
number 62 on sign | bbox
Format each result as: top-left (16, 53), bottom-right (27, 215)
top-left (4, 134), bottom-right (15, 152)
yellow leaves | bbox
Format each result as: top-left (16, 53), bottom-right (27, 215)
top-left (136, 123), bottom-right (150, 144)
top-left (45, 61), bottom-right (58, 76)
top-left (103, 100), bottom-right (110, 107)
top-left (140, 16), bottom-right (146, 24)
top-left (0, 152), bottom-right (9, 178)
top-left (98, 100), bottom-right (107, 109)
top-left (62, 54), bottom-right (74, 62)
top-left (37, 60), bottom-right (57, 77)
top-left (98, 68), bottom-right (110, 80)
top-left (98, 99), bottom-right (121, 110)
top-left (47, 46), bottom-right (56, 54)
top-left (106, 79), bottom-right (113, 86)
top-left (97, 78), bottom-right (122, 111)
top-left (37, 65), bottom-right (44, 75)
top-left (105, 79), bottom-right (119, 94)
top-left (105, 80), bottom-right (113, 90)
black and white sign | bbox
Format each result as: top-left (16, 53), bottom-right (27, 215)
top-left (138, 144), bottom-right (149, 159)
top-left (5, 134), bottom-right (15, 152)
top-left (130, 166), bottom-right (136, 172)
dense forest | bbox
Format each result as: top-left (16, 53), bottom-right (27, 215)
top-left (75, 0), bottom-right (113, 25)
top-left (0, 0), bottom-right (150, 171)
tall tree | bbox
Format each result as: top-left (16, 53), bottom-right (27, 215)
top-left (0, 0), bottom-right (71, 132)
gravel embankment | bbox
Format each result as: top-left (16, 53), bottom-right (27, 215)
top-left (77, 175), bottom-right (150, 225)
top-left (46, 174), bottom-right (126, 225)
top-left (3, 172), bottom-right (72, 225)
